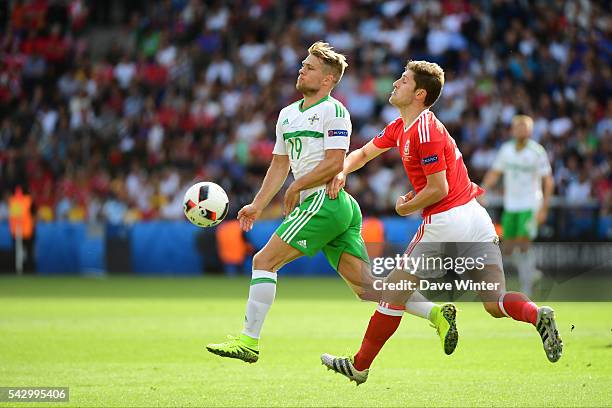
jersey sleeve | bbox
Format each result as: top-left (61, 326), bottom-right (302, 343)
top-left (536, 147), bottom-right (552, 176)
top-left (372, 120), bottom-right (399, 149)
top-left (323, 112), bottom-right (351, 151)
top-left (417, 139), bottom-right (447, 175)
top-left (272, 114), bottom-right (287, 155)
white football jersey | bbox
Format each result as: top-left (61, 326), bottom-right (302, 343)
top-left (273, 95), bottom-right (351, 202)
top-left (492, 139), bottom-right (552, 211)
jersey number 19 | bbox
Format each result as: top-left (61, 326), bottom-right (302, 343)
top-left (288, 138), bottom-right (303, 160)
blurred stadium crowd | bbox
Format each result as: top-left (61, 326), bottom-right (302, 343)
top-left (0, 0), bottom-right (610, 234)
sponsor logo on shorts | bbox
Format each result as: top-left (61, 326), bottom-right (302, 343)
top-left (328, 129), bottom-right (348, 137)
top-left (297, 240), bottom-right (308, 248)
top-left (422, 154), bottom-right (438, 165)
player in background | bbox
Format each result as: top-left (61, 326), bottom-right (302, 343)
top-left (206, 43), bottom-right (454, 364)
top-left (480, 115), bottom-right (554, 296)
top-left (321, 61), bottom-right (563, 384)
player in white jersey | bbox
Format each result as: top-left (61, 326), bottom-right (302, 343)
top-left (207, 42), bottom-right (452, 364)
top-left (481, 115), bottom-right (554, 296)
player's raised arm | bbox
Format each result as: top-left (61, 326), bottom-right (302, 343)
top-left (238, 154), bottom-right (290, 231)
top-left (345, 139), bottom-right (390, 174)
top-left (327, 134), bottom-right (392, 199)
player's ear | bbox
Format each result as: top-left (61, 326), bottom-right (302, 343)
top-left (416, 88), bottom-right (427, 102)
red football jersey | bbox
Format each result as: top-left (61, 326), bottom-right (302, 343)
top-left (372, 110), bottom-right (483, 217)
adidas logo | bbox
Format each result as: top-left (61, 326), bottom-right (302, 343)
top-left (282, 118), bottom-right (289, 125)
top-left (297, 240), bottom-right (307, 248)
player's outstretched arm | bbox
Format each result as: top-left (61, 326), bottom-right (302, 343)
top-left (396, 170), bottom-right (449, 216)
top-left (283, 149), bottom-right (345, 215)
top-left (479, 169), bottom-right (502, 205)
top-left (238, 154), bottom-right (290, 231)
top-left (327, 140), bottom-right (390, 199)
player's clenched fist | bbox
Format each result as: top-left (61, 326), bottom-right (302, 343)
top-left (326, 172), bottom-right (346, 199)
top-left (395, 191), bottom-right (415, 216)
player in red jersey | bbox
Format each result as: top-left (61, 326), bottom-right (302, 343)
top-left (320, 61), bottom-right (563, 385)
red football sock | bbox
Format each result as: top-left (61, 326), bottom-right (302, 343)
top-left (353, 310), bottom-right (402, 371)
top-left (499, 291), bottom-right (538, 325)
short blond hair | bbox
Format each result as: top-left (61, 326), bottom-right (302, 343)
top-left (512, 114), bottom-right (534, 127)
top-left (308, 41), bottom-right (348, 85)
top-left (406, 60), bottom-right (445, 107)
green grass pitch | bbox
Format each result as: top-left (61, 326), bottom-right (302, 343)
top-left (0, 276), bottom-right (611, 407)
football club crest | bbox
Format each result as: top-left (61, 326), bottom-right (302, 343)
top-left (308, 114), bottom-right (320, 125)
top-left (404, 140), bottom-right (410, 156)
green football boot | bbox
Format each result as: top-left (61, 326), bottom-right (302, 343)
top-left (430, 303), bottom-right (459, 355)
top-left (206, 335), bottom-right (259, 363)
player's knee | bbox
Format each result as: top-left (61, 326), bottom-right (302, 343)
top-left (483, 301), bottom-right (504, 318)
top-left (252, 250), bottom-right (275, 271)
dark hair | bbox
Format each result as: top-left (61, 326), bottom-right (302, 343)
top-left (406, 60), bottom-right (445, 107)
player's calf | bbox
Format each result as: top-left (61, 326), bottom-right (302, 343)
top-left (483, 301), bottom-right (505, 318)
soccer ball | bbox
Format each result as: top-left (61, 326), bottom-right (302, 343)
top-left (183, 182), bottom-right (229, 227)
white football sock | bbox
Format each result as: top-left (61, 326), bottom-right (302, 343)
top-left (242, 270), bottom-right (277, 340)
top-left (517, 249), bottom-right (536, 296)
top-left (404, 291), bottom-right (436, 321)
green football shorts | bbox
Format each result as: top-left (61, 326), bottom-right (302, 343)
top-left (275, 188), bottom-right (369, 270)
top-left (502, 209), bottom-right (536, 240)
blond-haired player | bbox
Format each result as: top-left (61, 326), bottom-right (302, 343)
top-left (481, 115), bottom-right (554, 296)
top-left (207, 43), bottom-right (453, 363)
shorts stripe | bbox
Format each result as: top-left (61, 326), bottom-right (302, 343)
top-left (280, 190), bottom-right (321, 241)
top-left (285, 190), bottom-right (326, 242)
top-left (280, 190), bottom-right (324, 242)
top-left (405, 216), bottom-right (430, 257)
top-left (405, 226), bottom-right (423, 257)
top-left (284, 190), bottom-right (326, 242)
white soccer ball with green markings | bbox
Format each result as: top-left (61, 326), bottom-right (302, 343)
top-left (183, 182), bottom-right (229, 227)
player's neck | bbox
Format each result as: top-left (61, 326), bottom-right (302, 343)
top-left (515, 139), bottom-right (528, 150)
top-left (400, 105), bottom-right (428, 131)
top-left (301, 91), bottom-right (330, 110)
